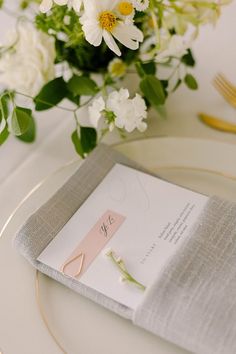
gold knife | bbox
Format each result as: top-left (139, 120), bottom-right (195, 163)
top-left (199, 113), bottom-right (236, 133)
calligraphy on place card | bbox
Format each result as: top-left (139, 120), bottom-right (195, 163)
top-left (60, 210), bottom-right (125, 278)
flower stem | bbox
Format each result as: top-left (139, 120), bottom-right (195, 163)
top-left (107, 250), bottom-right (146, 291)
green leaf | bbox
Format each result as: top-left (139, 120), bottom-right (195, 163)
top-left (181, 49), bottom-right (195, 67)
top-left (34, 77), bottom-right (68, 111)
top-left (0, 93), bottom-right (9, 121)
top-left (160, 80), bottom-right (169, 97)
top-left (140, 75), bottom-right (166, 110)
top-left (11, 106), bottom-right (31, 136)
top-left (0, 125), bottom-right (9, 145)
top-left (135, 62), bottom-right (145, 77)
top-left (141, 62), bottom-right (156, 76)
top-left (172, 79), bottom-right (182, 92)
top-left (17, 113), bottom-right (36, 143)
top-left (71, 130), bottom-right (84, 158)
top-left (67, 75), bottom-right (99, 96)
top-left (155, 105), bottom-right (167, 118)
top-left (184, 74), bottom-right (198, 90)
top-left (80, 127), bottom-right (97, 153)
top-left (66, 91), bottom-right (80, 105)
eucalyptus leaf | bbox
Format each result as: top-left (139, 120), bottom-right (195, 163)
top-left (34, 77), bottom-right (68, 111)
top-left (184, 74), bottom-right (198, 90)
top-left (140, 75), bottom-right (166, 110)
top-left (17, 113), bottom-right (36, 143)
top-left (67, 75), bottom-right (99, 96)
top-left (11, 106), bottom-right (31, 136)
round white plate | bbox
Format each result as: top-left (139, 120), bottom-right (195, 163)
top-left (1, 137), bottom-right (236, 354)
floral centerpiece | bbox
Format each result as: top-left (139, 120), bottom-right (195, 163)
top-left (0, 0), bottom-right (228, 157)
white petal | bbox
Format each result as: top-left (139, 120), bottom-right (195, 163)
top-left (103, 30), bottom-right (121, 56)
top-left (123, 24), bottom-right (143, 42)
top-left (112, 24), bottom-right (143, 50)
top-left (88, 108), bottom-right (101, 128)
top-left (72, 0), bottom-right (82, 12)
top-left (83, 0), bottom-right (100, 14)
top-left (77, 106), bottom-right (94, 127)
top-left (101, 0), bottom-right (118, 11)
top-left (39, 0), bottom-right (53, 13)
top-left (137, 121), bottom-right (147, 132)
top-left (55, 0), bottom-right (68, 5)
top-left (83, 24), bottom-right (103, 46)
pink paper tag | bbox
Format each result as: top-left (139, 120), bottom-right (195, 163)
top-left (60, 210), bottom-right (126, 278)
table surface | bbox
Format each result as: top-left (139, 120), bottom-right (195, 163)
top-left (0, 2), bottom-right (236, 354)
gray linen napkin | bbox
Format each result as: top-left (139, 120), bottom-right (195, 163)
top-left (14, 144), bottom-right (236, 354)
top-left (133, 196), bottom-right (236, 354)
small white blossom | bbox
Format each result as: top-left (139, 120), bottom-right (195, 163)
top-left (155, 35), bottom-right (191, 63)
top-left (88, 88), bottom-right (147, 133)
top-left (132, 0), bottom-right (149, 11)
top-left (0, 21), bottom-right (56, 96)
top-left (106, 88), bottom-right (129, 111)
top-left (107, 89), bottom-right (147, 133)
top-left (39, 0), bottom-right (83, 13)
top-left (88, 96), bottom-right (105, 128)
top-left (80, 0), bottom-right (143, 56)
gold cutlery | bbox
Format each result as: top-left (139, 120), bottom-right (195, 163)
top-left (213, 73), bottom-right (236, 109)
top-left (198, 113), bottom-right (236, 133)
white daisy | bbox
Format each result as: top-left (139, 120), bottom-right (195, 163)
top-left (39, 0), bottom-right (82, 13)
top-left (80, 0), bottom-right (143, 56)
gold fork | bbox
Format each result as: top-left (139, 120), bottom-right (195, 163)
top-left (213, 73), bottom-right (236, 108)
top-left (198, 73), bottom-right (236, 133)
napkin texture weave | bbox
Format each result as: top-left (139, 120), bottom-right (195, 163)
top-left (133, 196), bottom-right (236, 354)
top-left (14, 144), bottom-right (236, 354)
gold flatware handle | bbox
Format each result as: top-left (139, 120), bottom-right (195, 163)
top-left (199, 113), bottom-right (236, 133)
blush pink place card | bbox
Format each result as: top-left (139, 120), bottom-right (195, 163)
top-left (38, 164), bottom-right (208, 310)
top-left (60, 210), bottom-right (125, 278)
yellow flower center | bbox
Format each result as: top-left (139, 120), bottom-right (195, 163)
top-left (109, 59), bottom-right (127, 78)
top-left (99, 11), bottom-right (117, 31)
top-left (118, 2), bottom-right (134, 16)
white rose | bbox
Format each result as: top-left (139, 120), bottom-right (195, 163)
top-left (0, 21), bottom-right (56, 96)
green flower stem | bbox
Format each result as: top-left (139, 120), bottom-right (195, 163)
top-left (15, 91), bottom-right (75, 112)
top-left (107, 250), bottom-right (146, 291)
top-left (149, 0), bottom-right (161, 51)
top-left (14, 91), bottom-right (94, 113)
